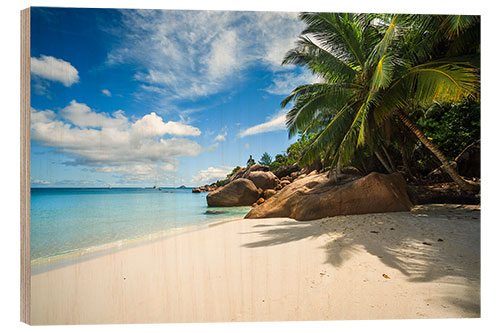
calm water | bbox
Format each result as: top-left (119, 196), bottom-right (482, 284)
top-left (31, 187), bottom-right (251, 260)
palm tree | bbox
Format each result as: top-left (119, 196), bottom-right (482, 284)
top-left (282, 13), bottom-right (479, 191)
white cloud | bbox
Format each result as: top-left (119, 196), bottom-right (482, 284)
top-left (131, 112), bottom-right (201, 137)
top-left (108, 10), bottom-right (305, 101)
top-left (60, 100), bottom-right (129, 129)
top-left (31, 101), bottom-right (204, 181)
top-left (192, 166), bottom-right (234, 184)
top-left (214, 134), bottom-right (226, 142)
top-left (101, 89), bottom-right (112, 97)
top-left (214, 127), bottom-right (227, 142)
top-left (139, 84), bottom-right (164, 94)
top-left (93, 163), bottom-right (177, 181)
top-left (204, 30), bottom-right (240, 81)
top-left (239, 110), bottom-right (287, 137)
top-left (31, 55), bottom-right (79, 87)
top-left (207, 142), bottom-right (219, 152)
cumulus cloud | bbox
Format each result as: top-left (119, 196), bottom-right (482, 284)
top-left (101, 89), bottom-right (112, 97)
top-left (214, 127), bottom-right (227, 142)
top-left (239, 110), bottom-right (287, 137)
top-left (60, 100), bottom-right (129, 129)
top-left (107, 10), bottom-right (305, 102)
top-left (31, 55), bottom-right (79, 87)
top-left (131, 112), bottom-right (201, 137)
top-left (192, 166), bottom-right (234, 184)
top-left (31, 101), bottom-right (203, 181)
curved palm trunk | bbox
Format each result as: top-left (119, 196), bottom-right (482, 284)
top-left (374, 150), bottom-right (394, 173)
top-left (381, 143), bottom-right (396, 172)
top-left (395, 110), bottom-right (479, 192)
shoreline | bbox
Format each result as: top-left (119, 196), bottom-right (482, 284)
top-left (31, 204), bottom-right (480, 324)
top-left (31, 213), bottom-right (250, 275)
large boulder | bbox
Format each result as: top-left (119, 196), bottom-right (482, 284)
top-left (207, 178), bottom-right (260, 207)
top-left (246, 171), bottom-right (279, 191)
top-left (245, 172), bottom-right (412, 221)
top-left (241, 164), bottom-right (270, 179)
top-left (273, 164), bottom-right (300, 179)
top-left (226, 164), bottom-right (270, 184)
top-left (226, 167), bottom-right (246, 184)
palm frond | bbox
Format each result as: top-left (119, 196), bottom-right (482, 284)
top-left (369, 55), bottom-right (395, 91)
top-left (300, 102), bottom-right (358, 165)
top-left (299, 12), bottom-right (367, 69)
top-left (408, 62), bottom-right (479, 103)
top-left (441, 15), bottom-right (480, 39)
top-left (285, 85), bottom-right (351, 138)
top-left (282, 37), bottom-right (357, 82)
top-left (281, 82), bottom-right (352, 108)
top-left (372, 60), bottom-right (479, 125)
top-left (366, 14), bottom-right (399, 66)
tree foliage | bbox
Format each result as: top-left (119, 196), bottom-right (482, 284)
top-left (281, 13), bottom-right (480, 190)
top-left (259, 152), bottom-right (273, 166)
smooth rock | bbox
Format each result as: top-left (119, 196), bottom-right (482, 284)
top-left (245, 172), bottom-right (412, 221)
top-left (247, 171), bottom-right (279, 190)
top-left (207, 178), bottom-right (260, 207)
top-left (263, 189), bottom-right (277, 200)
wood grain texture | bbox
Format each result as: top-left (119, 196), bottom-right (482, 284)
top-left (20, 7), bottom-right (31, 325)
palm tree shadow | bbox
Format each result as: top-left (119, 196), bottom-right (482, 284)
top-left (242, 205), bottom-right (480, 284)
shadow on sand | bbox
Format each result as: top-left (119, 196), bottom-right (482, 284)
top-left (243, 205), bottom-right (480, 284)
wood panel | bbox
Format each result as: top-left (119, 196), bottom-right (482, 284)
top-left (20, 7), bottom-right (31, 325)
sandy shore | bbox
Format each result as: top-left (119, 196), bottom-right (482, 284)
top-left (31, 204), bottom-right (480, 325)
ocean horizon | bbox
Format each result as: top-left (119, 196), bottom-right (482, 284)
top-left (31, 187), bottom-right (251, 262)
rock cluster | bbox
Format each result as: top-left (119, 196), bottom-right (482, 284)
top-left (192, 184), bottom-right (218, 193)
top-left (206, 164), bottom-right (310, 207)
top-left (203, 162), bottom-right (412, 221)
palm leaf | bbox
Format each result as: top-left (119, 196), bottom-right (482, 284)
top-left (369, 55), bottom-right (395, 91)
top-left (299, 12), bottom-right (367, 69)
top-left (372, 60), bottom-right (479, 125)
top-left (283, 36), bottom-right (357, 82)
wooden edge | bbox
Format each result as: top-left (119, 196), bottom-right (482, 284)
top-left (20, 7), bottom-right (31, 325)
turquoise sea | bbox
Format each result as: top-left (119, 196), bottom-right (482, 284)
top-left (31, 188), bottom-right (251, 262)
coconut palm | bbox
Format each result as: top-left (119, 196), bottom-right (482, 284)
top-left (282, 13), bottom-right (479, 191)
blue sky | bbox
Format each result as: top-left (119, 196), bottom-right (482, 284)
top-left (30, 7), bottom-right (318, 187)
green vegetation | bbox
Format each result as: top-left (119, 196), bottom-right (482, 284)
top-left (259, 152), bottom-right (273, 166)
top-left (417, 100), bottom-right (480, 159)
top-left (280, 13), bottom-right (480, 191)
top-left (212, 14), bottom-right (480, 191)
top-left (214, 166), bottom-right (242, 187)
top-left (227, 166), bottom-right (241, 178)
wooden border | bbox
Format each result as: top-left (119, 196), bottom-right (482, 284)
top-left (20, 7), bottom-right (31, 325)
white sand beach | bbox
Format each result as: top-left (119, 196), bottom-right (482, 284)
top-left (31, 204), bottom-right (480, 325)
